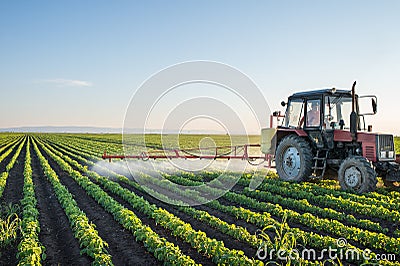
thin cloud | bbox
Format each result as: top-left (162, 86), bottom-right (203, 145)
top-left (37, 78), bottom-right (93, 87)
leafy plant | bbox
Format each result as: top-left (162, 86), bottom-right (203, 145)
top-left (0, 212), bottom-right (21, 249)
top-left (256, 212), bottom-right (305, 265)
top-left (0, 202), bottom-right (21, 218)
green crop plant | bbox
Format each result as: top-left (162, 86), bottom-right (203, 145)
top-left (0, 212), bottom-right (21, 249)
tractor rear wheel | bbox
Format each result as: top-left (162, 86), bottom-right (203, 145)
top-left (275, 135), bottom-right (313, 182)
top-left (338, 156), bottom-right (377, 193)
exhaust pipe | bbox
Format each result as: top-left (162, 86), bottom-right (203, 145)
top-left (350, 81), bottom-right (358, 142)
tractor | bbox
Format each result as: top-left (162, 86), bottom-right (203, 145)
top-left (261, 81), bottom-right (400, 193)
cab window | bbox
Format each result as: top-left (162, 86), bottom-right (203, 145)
top-left (324, 96), bottom-right (353, 129)
top-left (284, 99), bottom-right (304, 128)
top-left (306, 99), bottom-right (321, 127)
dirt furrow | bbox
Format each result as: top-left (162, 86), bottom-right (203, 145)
top-left (31, 148), bottom-right (91, 266)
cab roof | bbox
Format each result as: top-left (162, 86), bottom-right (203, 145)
top-left (290, 89), bottom-right (352, 98)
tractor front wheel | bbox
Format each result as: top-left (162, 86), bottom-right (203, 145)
top-left (275, 135), bottom-right (313, 182)
top-left (338, 156), bottom-right (377, 193)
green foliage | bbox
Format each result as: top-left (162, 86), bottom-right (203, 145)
top-left (0, 202), bottom-right (22, 255)
top-left (18, 137), bottom-right (46, 265)
top-left (256, 212), bottom-right (305, 265)
top-left (0, 202), bottom-right (21, 218)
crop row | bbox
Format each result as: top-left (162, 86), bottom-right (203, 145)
top-left (17, 137), bottom-right (45, 265)
top-left (31, 138), bottom-right (113, 265)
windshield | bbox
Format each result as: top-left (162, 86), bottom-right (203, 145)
top-left (324, 96), bottom-right (353, 129)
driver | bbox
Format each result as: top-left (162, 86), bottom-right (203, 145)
top-left (307, 101), bottom-right (320, 126)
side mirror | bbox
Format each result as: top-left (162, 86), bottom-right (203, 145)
top-left (281, 101), bottom-right (286, 107)
top-left (372, 98), bottom-right (377, 114)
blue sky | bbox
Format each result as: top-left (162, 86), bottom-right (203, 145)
top-left (1, 1), bottom-right (399, 134)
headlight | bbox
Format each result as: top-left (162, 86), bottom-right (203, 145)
top-left (380, 151), bottom-right (387, 158)
top-left (388, 151), bottom-right (395, 158)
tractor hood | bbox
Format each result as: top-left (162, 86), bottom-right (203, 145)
top-left (334, 130), bottom-right (395, 162)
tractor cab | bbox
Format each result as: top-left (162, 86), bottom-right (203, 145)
top-left (279, 89), bottom-right (369, 152)
top-left (283, 89), bottom-right (377, 132)
top-left (280, 89), bottom-right (375, 150)
top-left (283, 89), bottom-right (356, 131)
top-left (262, 82), bottom-right (399, 193)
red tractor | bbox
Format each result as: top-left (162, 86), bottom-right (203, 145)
top-left (261, 81), bottom-right (399, 193)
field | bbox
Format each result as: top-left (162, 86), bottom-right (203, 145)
top-left (0, 133), bottom-right (399, 265)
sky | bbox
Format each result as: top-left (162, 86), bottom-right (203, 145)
top-left (0, 1), bottom-right (399, 134)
